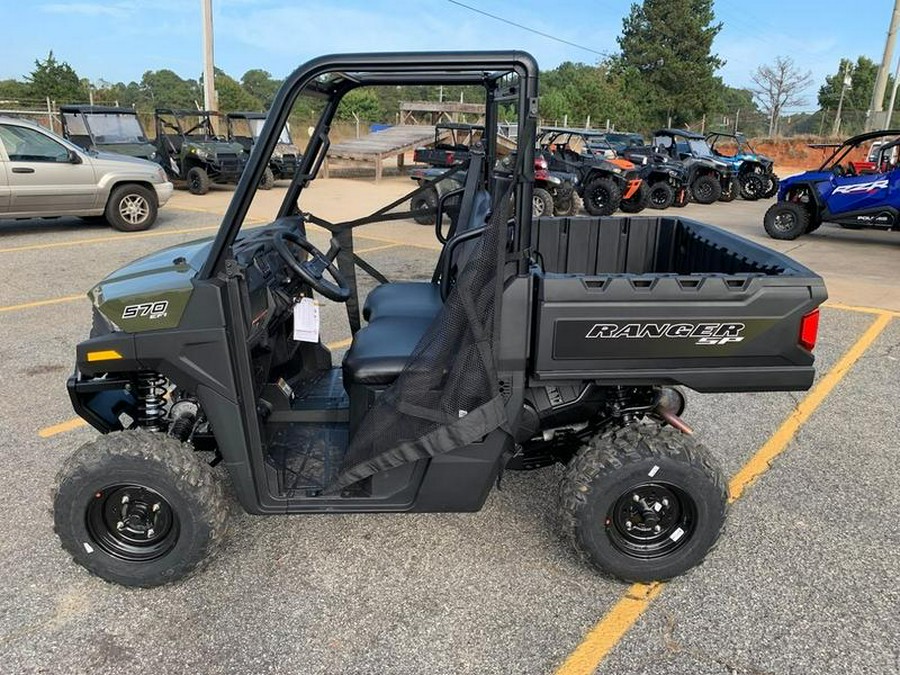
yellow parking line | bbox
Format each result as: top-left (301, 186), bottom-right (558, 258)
top-left (823, 301), bottom-right (900, 318)
top-left (554, 311), bottom-right (894, 675)
top-left (0, 225), bottom-right (222, 254)
top-left (38, 418), bottom-right (88, 438)
top-left (0, 294), bottom-right (84, 313)
top-left (37, 338), bottom-right (354, 438)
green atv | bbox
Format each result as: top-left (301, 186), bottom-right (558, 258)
top-left (54, 52), bottom-right (825, 588)
top-left (154, 109), bottom-right (247, 195)
top-left (60, 105), bottom-right (158, 162)
top-left (225, 111), bottom-right (302, 188)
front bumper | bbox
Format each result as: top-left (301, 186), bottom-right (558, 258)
top-left (154, 181), bottom-right (174, 207)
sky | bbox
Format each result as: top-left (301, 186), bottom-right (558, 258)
top-left (0, 0), bottom-right (895, 112)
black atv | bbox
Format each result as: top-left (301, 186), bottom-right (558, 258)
top-left (621, 146), bottom-right (689, 210)
top-left (154, 109), bottom-right (247, 195)
top-left (651, 129), bottom-right (736, 205)
top-left (60, 105), bottom-right (157, 162)
top-left (413, 122), bottom-right (485, 168)
top-left (538, 127), bottom-right (645, 216)
top-left (706, 131), bottom-right (779, 200)
top-left (55, 51), bottom-right (826, 589)
top-left (225, 111), bottom-right (302, 187)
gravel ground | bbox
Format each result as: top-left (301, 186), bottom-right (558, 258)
top-left (0, 187), bottom-right (897, 674)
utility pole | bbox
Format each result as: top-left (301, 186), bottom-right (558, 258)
top-left (868, 0), bottom-right (900, 130)
top-left (733, 108), bottom-right (740, 133)
top-left (833, 62), bottom-right (852, 137)
top-left (886, 55), bottom-right (900, 128)
top-left (201, 0), bottom-right (216, 113)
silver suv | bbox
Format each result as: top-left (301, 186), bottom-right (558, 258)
top-left (0, 117), bottom-right (173, 231)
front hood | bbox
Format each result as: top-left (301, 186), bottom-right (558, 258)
top-left (184, 140), bottom-right (245, 156)
top-left (90, 151), bottom-right (163, 172)
top-left (90, 238), bottom-right (212, 332)
top-left (96, 142), bottom-right (157, 161)
top-left (272, 142), bottom-right (301, 158)
top-left (782, 170), bottom-right (832, 184)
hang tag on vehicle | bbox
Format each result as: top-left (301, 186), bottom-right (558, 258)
top-left (293, 298), bottom-right (319, 343)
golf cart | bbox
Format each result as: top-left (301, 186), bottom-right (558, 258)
top-left (55, 52), bottom-right (826, 588)
top-left (764, 129), bottom-right (900, 239)
top-left (225, 111), bottom-right (302, 188)
top-left (154, 109), bottom-right (247, 195)
top-left (537, 127), bottom-right (645, 215)
top-left (60, 105), bottom-right (157, 161)
top-left (651, 129), bottom-right (736, 204)
top-left (706, 131), bottom-right (779, 200)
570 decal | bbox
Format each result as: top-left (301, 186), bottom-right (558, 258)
top-left (122, 300), bottom-right (169, 320)
top-left (585, 322), bottom-right (746, 346)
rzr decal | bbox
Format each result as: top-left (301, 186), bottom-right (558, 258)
top-left (832, 179), bottom-right (888, 195)
top-left (122, 300), bottom-right (169, 320)
top-left (585, 322), bottom-right (746, 345)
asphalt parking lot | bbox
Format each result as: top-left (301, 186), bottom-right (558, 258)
top-left (0, 182), bottom-right (898, 674)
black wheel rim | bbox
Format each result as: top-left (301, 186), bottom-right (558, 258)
top-left (696, 182), bottom-right (712, 200)
top-left (772, 210), bottom-right (796, 232)
top-left (606, 482), bottom-right (696, 559)
top-left (86, 485), bottom-right (179, 562)
top-left (190, 175), bottom-right (201, 191)
top-left (650, 188), bottom-right (668, 207)
top-left (589, 185), bottom-right (609, 209)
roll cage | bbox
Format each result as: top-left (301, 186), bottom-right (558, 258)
top-left (155, 109), bottom-right (220, 140)
top-left (814, 129), bottom-right (900, 171)
top-left (198, 51), bottom-right (539, 280)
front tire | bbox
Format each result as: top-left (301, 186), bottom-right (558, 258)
top-left (559, 422), bottom-right (727, 582)
top-left (740, 173), bottom-right (765, 200)
top-left (762, 174), bottom-right (780, 198)
top-left (582, 176), bottom-right (621, 216)
top-left (618, 183), bottom-right (649, 213)
top-left (410, 186), bottom-right (439, 225)
top-left (763, 201), bottom-right (809, 240)
top-left (648, 182), bottom-right (675, 209)
top-left (53, 430), bottom-right (229, 588)
top-left (259, 166), bottom-right (275, 190)
top-left (691, 175), bottom-right (722, 204)
top-left (187, 167), bottom-right (210, 195)
top-left (104, 184), bottom-right (158, 232)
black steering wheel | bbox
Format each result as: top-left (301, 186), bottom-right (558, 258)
top-left (272, 230), bottom-right (351, 302)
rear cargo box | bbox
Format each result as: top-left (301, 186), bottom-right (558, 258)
top-left (531, 216), bottom-right (827, 392)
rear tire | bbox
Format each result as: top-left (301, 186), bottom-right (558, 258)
top-left (763, 201), bottom-right (809, 240)
top-left (691, 175), bottom-right (721, 204)
top-left (187, 167), bottom-right (210, 195)
top-left (410, 186), bottom-right (439, 225)
top-left (104, 184), bottom-right (158, 232)
top-left (532, 187), bottom-right (555, 217)
top-left (259, 167), bottom-right (275, 190)
top-left (718, 179), bottom-right (737, 202)
top-left (648, 182), bottom-right (675, 209)
top-left (53, 430), bottom-right (229, 588)
top-left (559, 422), bottom-right (727, 582)
top-left (763, 174), bottom-right (780, 198)
top-left (582, 176), bottom-right (621, 216)
top-left (618, 183), bottom-right (649, 213)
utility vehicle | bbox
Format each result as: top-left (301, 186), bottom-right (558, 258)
top-left (54, 52), bottom-right (826, 588)
top-left (413, 122), bottom-right (484, 168)
top-left (764, 129), bottom-right (900, 240)
top-left (60, 105), bottom-right (157, 162)
top-left (225, 111), bottom-right (301, 188)
top-left (537, 127), bottom-right (644, 216)
top-left (706, 131), bottom-right (778, 200)
top-left (621, 145), bottom-right (689, 210)
top-left (155, 109), bottom-right (247, 195)
top-left (650, 129), bottom-right (735, 204)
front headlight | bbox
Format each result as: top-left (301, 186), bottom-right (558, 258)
top-left (155, 167), bottom-right (166, 182)
top-left (191, 147), bottom-right (210, 160)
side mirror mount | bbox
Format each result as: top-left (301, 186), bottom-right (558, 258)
top-left (68, 149), bottom-right (83, 164)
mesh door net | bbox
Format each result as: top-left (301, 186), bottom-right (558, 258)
top-left (327, 185), bottom-right (513, 492)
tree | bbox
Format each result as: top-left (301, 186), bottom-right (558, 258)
top-left (241, 69), bottom-right (280, 109)
top-left (616, 0), bottom-right (724, 126)
top-left (0, 79), bottom-right (29, 102)
top-left (336, 89), bottom-right (382, 122)
top-left (750, 56), bottom-right (812, 136)
top-left (817, 56), bottom-right (892, 134)
top-left (210, 69), bottom-right (260, 111)
top-left (25, 51), bottom-right (86, 103)
top-left (139, 70), bottom-right (201, 109)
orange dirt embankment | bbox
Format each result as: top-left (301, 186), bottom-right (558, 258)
top-left (747, 137), bottom-right (869, 176)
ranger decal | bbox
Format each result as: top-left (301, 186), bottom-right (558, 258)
top-left (585, 322), bottom-right (746, 345)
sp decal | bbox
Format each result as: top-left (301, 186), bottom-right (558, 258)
top-left (585, 322), bottom-right (746, 346)
top-left (122, 300), bottom-right (169, 320)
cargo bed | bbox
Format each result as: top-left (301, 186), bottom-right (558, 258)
top-left (530, 216), bottom-right (827, 392)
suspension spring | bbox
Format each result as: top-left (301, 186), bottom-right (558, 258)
top-left (135, 372), bottom-right (167, 431)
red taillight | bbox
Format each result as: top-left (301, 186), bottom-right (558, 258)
top-left (535, 156), bottom-right (548, 170)
top-left (446, 151), bottom-right (455, 164)
top-left (799, 308), bottom-right (820, 351)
